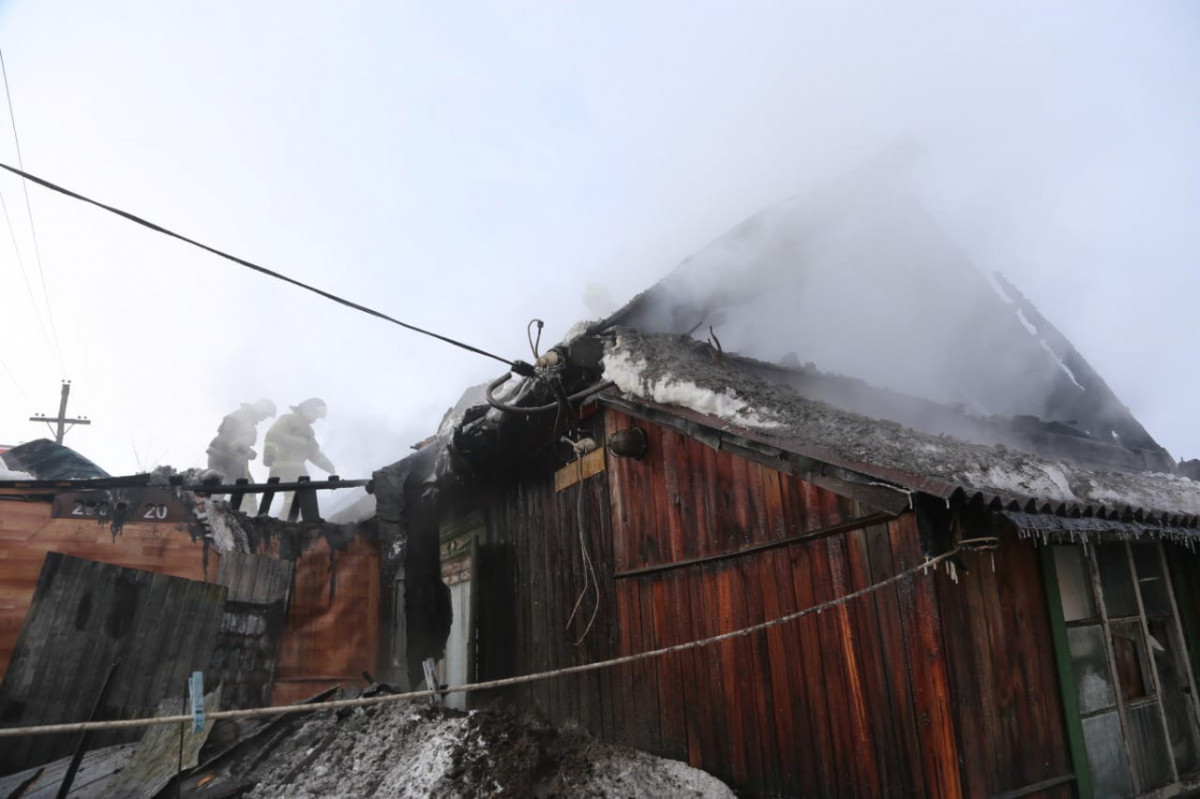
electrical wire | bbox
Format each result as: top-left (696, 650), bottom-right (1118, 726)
top-left (564, 479), bottom-right (601, 645)
top-left (0, 355), bottom-right (34, 406)
top-left (0, 161), bottom-right (519, 369)
top-left (527, 318), bottom-right (544, 360)
top-left (0, 48), bottom-right (66, 376)
top-left (0, 185), bottom-right (55, 359)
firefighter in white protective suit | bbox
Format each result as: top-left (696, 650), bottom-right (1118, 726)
top-left (263, 398), bottom-right (336, 517)
top-left (206, 398), bottom-right (278, 482)
top-left (206, 398), bottom-right (277, 514)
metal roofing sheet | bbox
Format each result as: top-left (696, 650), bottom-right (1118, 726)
top-left (1000, 510), bottom-right (1200, 545)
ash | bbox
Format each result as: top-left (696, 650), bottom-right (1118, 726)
top-left (246, 700), bottom-right (733, 799)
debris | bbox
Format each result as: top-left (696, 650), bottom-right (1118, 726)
top-left (105, 690), bottom-right (221, 799)
top-left (242, 700), bottom-right (735, 799)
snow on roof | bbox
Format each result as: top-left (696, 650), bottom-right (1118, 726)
top-left (602, 328), bottom-right (1200, 519)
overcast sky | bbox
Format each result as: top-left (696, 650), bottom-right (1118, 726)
top-left (1, 2), bottom-right (1197, 481)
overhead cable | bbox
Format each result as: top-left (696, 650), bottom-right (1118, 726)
top-left (0, 187), bottom-right (55, 358)
top-left (0, 48), bottom-right (66, 376)
top-left (0, 161), bottom-right (519, 369)
top-left (0, 356), bottom-right (34, 406)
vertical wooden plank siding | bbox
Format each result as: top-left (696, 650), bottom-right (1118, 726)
top-left (600, 409), bottom-right (964, 796)
top-left (477, 408), bottom-right (1081, 797)
top-left (934, 535), bottom-right (1074, 798)
top-left (892, 514), bottom-right (962, 799)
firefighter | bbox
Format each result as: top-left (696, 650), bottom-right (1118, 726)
top-left (206, 398), bottom-right (276, 483)
top-left (263, 398), bottom-right (335, 516)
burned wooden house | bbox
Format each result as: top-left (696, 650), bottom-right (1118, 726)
top-left (0, 441), bottom-right (380, 778)
top-left (377, 188), bottom-right (1200, 798)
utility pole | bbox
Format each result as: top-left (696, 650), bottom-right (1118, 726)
top-left (29, 380), bottom-right (90, 444)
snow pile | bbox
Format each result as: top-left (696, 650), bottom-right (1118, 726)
top-left (246, 701), bottom-right (734, 799)
top-left (604, 335), bottom-right (781, 430)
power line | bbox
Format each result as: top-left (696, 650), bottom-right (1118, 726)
top-left (0, 184), bottom-right (55, 357)
top-left (0, 48), bottom-right (66, 376)
top-left (0, 355), bottom-right (34, 406)
top-left (0, 161), bottom-right (523, 370)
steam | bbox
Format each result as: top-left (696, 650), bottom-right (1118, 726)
top-left (602, 151), bottom-right (1161, 454)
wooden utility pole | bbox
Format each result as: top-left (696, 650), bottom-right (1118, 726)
top-left (29, 380), bottom-right (90, 444)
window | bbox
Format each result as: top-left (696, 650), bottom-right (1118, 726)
top-left (1052, 541), bottom-right (1200, 797)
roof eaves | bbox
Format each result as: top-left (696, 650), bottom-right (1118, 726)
top-left (599, 393), bottom-right (1200, 534)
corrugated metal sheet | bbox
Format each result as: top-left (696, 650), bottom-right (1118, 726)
top-left (0, 553), bottom-right (226, 775)
top-left (1001, 510), bottom-right (1200, 544)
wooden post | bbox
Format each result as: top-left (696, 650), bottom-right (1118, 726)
top-left (230, 478), bottom-right (248, 512)
top-left (258, 476), bottom-right (280, 517)
top-left (29, 380), bottom-right (90, 444)
top-left (297, 476), bottom-right (320, 522)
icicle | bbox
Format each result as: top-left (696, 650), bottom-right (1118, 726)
top-left (944, 560), bottom-right (959, 584)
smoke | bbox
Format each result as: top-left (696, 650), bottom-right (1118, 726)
top-left (602, 149), bottom-right (1166, 454)
top-left (1, 2), bottom-right (1196, 474)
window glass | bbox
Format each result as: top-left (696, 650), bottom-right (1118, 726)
top-left (1083, 710), bottom-right (1135, 799)
top-left (1131, 544), bottom-right (1172, 616)
top-left (1054, 545), bottom-right (1096, 621)
top-left (1148, 617), bottom-right (1200, 775)
top-left (1069, 624), bottom-right (1116, 714)
top-left (1111, 622), bottom-right (1151, 703)
top-left (1128, 702), bottom-right (1173, 790)
top-left (1097, 542), bottom-right (1138, 619)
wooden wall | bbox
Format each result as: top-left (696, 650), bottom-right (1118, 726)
top-left (476, 408), bottom-right (1075, 797)
top-left (0, 499), bottom-right (210, 681)
top-left (1, 498), bottom-right (381, 708)
top-left (935, 541), bottom-right (1074, 799)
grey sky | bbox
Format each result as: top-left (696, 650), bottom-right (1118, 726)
top-left (1, 2), bottom-right (1197, 478)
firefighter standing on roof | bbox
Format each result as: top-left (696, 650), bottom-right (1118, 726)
top-left (263, 398), bottom-right (335, 516)
top-left (206, 399), bottom-right (276, 514)
top-left (206, 399), bottom-right (276, 483)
